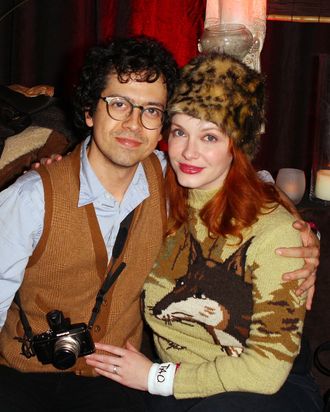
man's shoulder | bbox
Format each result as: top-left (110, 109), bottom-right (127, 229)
top-left (142, 151), bottom-right (166, 182)
top-left (0, 170), bottom-right (44, 227)
top-left (146, 150), bottom-right (167, 175)
top-left (36, 147), bottom-right (80, 182)
top-left (1, 170), bottom-right (43, 199)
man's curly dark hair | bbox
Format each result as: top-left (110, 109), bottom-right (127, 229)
top-left (73, 36), bottom-right (179, 137)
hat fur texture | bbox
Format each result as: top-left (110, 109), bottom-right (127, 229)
top-left (168, 53), bottom-right (265, 159)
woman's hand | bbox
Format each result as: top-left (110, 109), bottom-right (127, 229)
top-left (85, 341), bottom-right (152, 391)
top-left (276, 219), bottom-right (319, 310)
top-left (31, 153), bottom-right (63, 169)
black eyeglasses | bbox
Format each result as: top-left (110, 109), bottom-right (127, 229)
top-left (100, 96), bottom-right (165, 130)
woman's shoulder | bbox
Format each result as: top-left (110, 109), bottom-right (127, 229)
top-left (257, 203), bottom-right (296, 229)
top-left (248, 204), bottom-right (301, 250)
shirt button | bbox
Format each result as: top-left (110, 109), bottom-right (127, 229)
top-left (94, 325), bottom-right (101, 333)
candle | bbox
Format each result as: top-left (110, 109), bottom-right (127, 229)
top-left (315, 169), bottom-right (330, 201)
top-left (280, 182), bottom-right (304, 204)
top-left (275, 168), bottom-right (306, 204)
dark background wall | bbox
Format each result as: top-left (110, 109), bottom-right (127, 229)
top-left (257, 21), bottom-right (330, 176)
top-left (1, 1), bottom-right (330, 180)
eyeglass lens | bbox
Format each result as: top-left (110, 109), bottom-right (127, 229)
top-left (104, 97), bottom-right (164, 130)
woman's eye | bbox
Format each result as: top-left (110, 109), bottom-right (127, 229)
top-left (171, 128), bottom-right (185, 137)
top-left (204, 134), bottom-right (217, 142)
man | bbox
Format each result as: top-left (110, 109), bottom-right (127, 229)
top-left (0, 36), bottom-right (319, 411)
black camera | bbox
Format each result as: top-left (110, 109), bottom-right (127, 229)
top-left (31, 310), bottom-right (95, 370)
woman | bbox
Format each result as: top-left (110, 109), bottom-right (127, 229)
top-left (86, 53), bottom-right (323, 411)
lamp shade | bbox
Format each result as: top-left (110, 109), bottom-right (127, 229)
top-left (205, 0), bottom-right (267, 71)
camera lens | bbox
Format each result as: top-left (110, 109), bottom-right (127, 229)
top-left (53, 336), bottom-right (80, 370)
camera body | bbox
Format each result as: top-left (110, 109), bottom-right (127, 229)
top-left (32, 310), bottom-right (95, 370)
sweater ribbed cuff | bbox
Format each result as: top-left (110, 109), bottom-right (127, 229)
top-left (147, 362), bottom-right (176, 396)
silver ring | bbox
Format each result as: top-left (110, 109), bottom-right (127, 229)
top-left (113, 365), bottom-right (119, 375)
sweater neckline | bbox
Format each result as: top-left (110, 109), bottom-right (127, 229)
top-left (188, 188), bottom-right (219, 210)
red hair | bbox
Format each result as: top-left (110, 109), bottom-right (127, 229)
top-left (166, 142), bottom-right (290, 243)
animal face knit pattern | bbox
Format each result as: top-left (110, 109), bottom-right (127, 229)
top-left (143, 189), bottom-right (306, 399)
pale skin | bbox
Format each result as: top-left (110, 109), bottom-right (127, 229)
top-left (85, 342), bottom-right (152, 391)
top-left (85, 113), bottom-right (320, 391)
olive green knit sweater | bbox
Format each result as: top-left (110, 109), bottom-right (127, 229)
top-left (143, 189), bottom-right (306, 399)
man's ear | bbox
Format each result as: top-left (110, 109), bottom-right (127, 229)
top-left (85, 111), bottom-right (93, 127)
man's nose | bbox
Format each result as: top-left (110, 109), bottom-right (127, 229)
top-left (122, 107), bottom-right (143, 130)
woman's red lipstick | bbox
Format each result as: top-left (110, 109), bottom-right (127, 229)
top-left (179, 163), bottom-right (204, 174)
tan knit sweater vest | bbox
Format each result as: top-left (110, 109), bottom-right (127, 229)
top-left (0, 145), bottom-right (166, 375)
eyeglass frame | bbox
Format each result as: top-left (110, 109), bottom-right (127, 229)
top-left (99, 95), bottom-right (166, 130)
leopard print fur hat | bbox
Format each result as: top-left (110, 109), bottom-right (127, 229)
top-left (168, 53), bottom-right (265, 159)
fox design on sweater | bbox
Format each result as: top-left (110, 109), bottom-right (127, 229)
top-left (152, 235), bottom-right (254, 357)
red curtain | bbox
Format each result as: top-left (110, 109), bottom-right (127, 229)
top-left (99, 0), bottom-right (206, 68)
top-left (1, 0), bottom-right (206, 91)
top-left (98, 0), bottom-right (121, 41)
top-left (128, 0), bottom-right (206, 67)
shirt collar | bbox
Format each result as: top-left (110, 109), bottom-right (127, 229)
top-left (78, 137), bottom-right (149, 207)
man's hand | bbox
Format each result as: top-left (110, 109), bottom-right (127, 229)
top-left (276, 219), bottom-right (319, 310)
top-left (31, 154), bottom-right (63, 169)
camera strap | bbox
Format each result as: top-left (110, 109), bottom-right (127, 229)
top-left (14, 208), bottom-right (135, 351)
top-left (13, 291), bottom-right (35, 357)
top-left (88, 209), bottom-right (135, 329)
